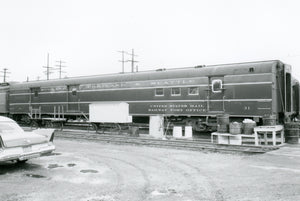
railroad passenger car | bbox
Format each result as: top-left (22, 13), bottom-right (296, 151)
top-left (7, 60), bottom-right (300, 131)
top-left (0, 83), bottom-right (9, 116)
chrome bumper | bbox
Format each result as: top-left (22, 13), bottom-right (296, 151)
top-left (0, 145), bottom-right (55, 162)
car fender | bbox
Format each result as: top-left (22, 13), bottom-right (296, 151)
top-left (32, 129), bottom-right (55, 142)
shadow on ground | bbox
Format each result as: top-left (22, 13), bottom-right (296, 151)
top-left (0, 162), bottom-right (42, 175)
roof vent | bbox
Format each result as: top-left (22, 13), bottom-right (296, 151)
top-left (195, 65), bottom-right (206, 68)
top-left (249, 67), bottom-right (254, 72)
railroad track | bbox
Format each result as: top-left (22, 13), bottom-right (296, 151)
top-left (54, 130), bottom-right (279, 154)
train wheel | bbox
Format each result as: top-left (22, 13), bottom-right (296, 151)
top-left (30, 120), bottom-right (39, 129)
top-left (21, 115), bottom-right (31, 125)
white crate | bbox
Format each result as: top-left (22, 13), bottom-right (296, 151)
top-left (89, 102), bottom-right (132, 123)
top-left (254, 125), bottom-right (284, 146)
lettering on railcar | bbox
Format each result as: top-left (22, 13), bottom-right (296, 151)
top-left (79, 78), bottom-right (201, 90)
top-left (147, 103), bottom-right (206, 113)
top-left (40, 86), bottom-right (67, 92)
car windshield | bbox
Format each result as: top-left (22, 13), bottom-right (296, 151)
top-left (0, 122), bottom-right (24, 134)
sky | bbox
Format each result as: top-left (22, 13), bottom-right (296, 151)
top-left (0, 0), bottom-right (300, 82)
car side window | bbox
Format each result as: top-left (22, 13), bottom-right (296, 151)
top-left (171, 88), bottom-right (181, 96)
top-left (155, 88), bottom-right (164, 96)
top-left (31, 88), bottom-right (40, 98)
top-left (188, 87), bottom-right (199, 95)
top-left (71, 88), bottom-right (77, 96)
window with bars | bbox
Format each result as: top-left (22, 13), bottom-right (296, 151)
top-left (188, 87), bottom-right (199, 95)
top-left (171, 88), bottom-right (181, 96)
top-left (155, 88), bottom-right (164, 96)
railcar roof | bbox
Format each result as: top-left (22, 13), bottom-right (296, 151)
top-left (9, 60), bottom-right (283, 89)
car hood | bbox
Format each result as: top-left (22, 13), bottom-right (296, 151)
top-left (1, 132), bottom-right (48, 148)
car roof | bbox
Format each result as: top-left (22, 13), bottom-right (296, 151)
top-left (0, 116), bottom-right (15, 122)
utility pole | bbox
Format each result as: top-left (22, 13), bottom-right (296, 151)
top-left (0, 68), bottom-right (10, 83)
top-left (55, 60), bottom-right (67, 79)
top-left (126, 49), bottom-right (138, 73)
top-left (118, 50), bottom-right (129, 73)
top-left (43, 53), bottom-right (54, 80)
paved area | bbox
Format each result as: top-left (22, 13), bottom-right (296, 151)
top-left (0, 139), bottom-right (300, 201)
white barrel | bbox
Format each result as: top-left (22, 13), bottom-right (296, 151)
top-left (184, 126), bottom-right (193, 138)
top-left (173, 126), bottom-right (183, 138)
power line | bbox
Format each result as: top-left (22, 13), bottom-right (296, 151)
top-left (55, 60), bottom-right (67, 79)
top-left (42, 53), bottom-right (54, 80)
top-left (118, 50), bottom-right (130, 73)
top-left (117, 49), bottom-right (139, 73)
top-left (0, 68), bottom-right (10, 83)
top-left (126, 49), bottom-right (138, 72)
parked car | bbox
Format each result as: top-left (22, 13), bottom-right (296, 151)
top-left (0, 116), bottom-right (55, 163)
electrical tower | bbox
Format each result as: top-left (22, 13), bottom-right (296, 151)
top-left (55, 60), bottom-right (67, 79)
top-left (118, 49), bottom-right (138, 73)
top-left (43, 53), bottom-right (54, 80)
top-left (0, 68), bottom-right (10, 83)
top-left (126, 49), bottom-right (138, 73)
top-left (118, 50), bottom-right (128, 73)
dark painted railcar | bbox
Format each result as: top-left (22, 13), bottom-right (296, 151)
top-left (0, 83), bottom-right (9, 116)
top-left (7, 60), bottom-right (300, 130)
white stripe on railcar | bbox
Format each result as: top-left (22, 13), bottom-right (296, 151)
top-left (9, 99), bottom-right (272, 106)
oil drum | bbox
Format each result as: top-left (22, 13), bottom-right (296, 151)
top-left (217, 114), bottom-right (230, 125)
top-left (229, 122), bottom-right (242, 135)
top-left (243, 122), bottom-right (256, 134)
top-left (217, 114), bottom-right (229, 133)
top-left (262, 115), bottom-right (277, 126)
top-left (285, 123), bottom-right (300, 144)
top-left (217, 124), bottom-right (229, 133)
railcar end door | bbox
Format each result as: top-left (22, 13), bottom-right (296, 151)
top-left (67, 85), bottom-right (80, 112)
top-left (208, 77), bottom-right (225, 112)
top-left (30, 87), bottom-right (41, 108)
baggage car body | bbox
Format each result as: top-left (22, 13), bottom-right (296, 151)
top-left (6, 60), bottom-right (300, 131)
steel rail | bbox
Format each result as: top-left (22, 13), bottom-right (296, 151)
top-left (54, 131), bottom-right (278, 154)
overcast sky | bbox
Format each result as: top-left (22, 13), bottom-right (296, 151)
top-left (0, 0), bottom-right (300, 82)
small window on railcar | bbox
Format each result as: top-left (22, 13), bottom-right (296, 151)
top-left (34, 90), bottom-right (39, 97)
top-left (212, 79), bottom-right (222, 93)
top-left (171, 88), bottom-right (181, 96)
top-left (188, 87), bottom-right (199, 95)
top-left (155, 88), bottom-right (164, 96)
top-left (31, 88), bottom-right (40, 97)
top-left (71, 88), bottom-right (77, 96)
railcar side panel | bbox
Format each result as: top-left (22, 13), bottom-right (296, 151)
top-left (6, 60), bottom-right (298, 126)
top-left (0, 85), bottom-right (9, 114)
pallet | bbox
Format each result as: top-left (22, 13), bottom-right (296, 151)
top-left (211, 132), bottom-right (259, 146)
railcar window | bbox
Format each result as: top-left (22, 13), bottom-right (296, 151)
top-left (34, 90), bottom-right (39, 97)
top-left (71, 88), bottom-right (77, 96)
top-left (31, 88), bottom-right (40, 97)
top-left (212, 79), bottom-right (222, 93)
top-left (171, 88), bottom-right (181, 96)
top-left (155, 88), bottom-right (164, 96)
top-left (188, 87), bottom-right (199, 95)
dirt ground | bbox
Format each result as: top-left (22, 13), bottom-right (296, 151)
top-left (0, 138), bottom-right (300, 201)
